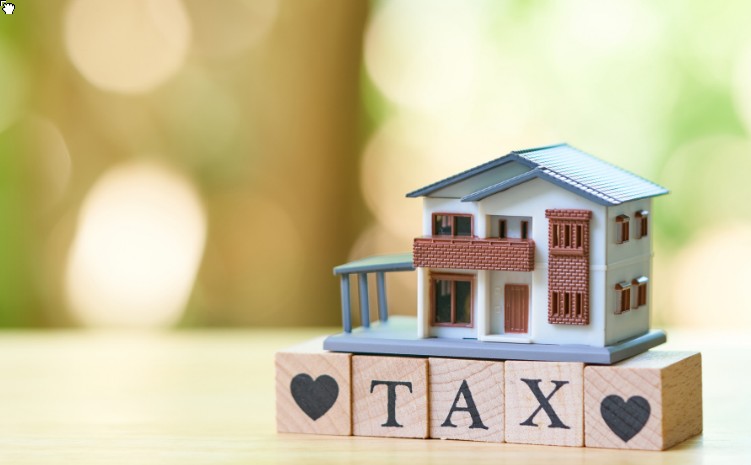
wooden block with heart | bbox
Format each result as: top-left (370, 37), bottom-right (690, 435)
top-left (275, 337), bottom-right (352, 435)
top-left (584, 351), bottom-right (702, 450)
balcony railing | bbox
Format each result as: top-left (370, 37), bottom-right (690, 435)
top-left (413, 236), bottom-right (535, 272)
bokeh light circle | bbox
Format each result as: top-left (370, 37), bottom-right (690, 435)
top-left (64, 0), bottom-right (191, 94)
top-left (364, 0), bottom-right (485, 111)
top-left (182, 0), bottom-right (278, 58)
top-left (667, 223), bottom-right (751, 328)
top-left (65, 161), bottom-right (207, 327)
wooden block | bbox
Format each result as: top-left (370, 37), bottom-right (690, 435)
top-left (505, 361), bottom-right (584, 446)
top-left (275, 337), bottom-right (351, 435)
top-left (585, 351), bottom-right (702, 450)
top-left (429, 358), bottom-right (504, 442)
top-left (352, 355), bottom-right (428, 438)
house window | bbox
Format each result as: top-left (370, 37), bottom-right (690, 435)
top-left (431, 274), bottom-right (473, 327)
top-left (499, 219), bottom-right (507, 239)
top-left (549, 290), bottom-right (586, 324)
top-left (551, 222), bottom-right (584, 254)
top-left (521, 221), bottom-right (529, 239)
top-left (433, 213), bottom-right (473, 237)
top-left (632, 276), bottom-right (648, 308)
top-left (635, 211), bottom-right (648, 239)
top-left (615, 215), bottom-right (630, 244)
top-left (614, 282), bottom-right (631, 314)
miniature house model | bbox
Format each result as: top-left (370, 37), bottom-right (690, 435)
top-left (324, 144), bottom-right (669, 364)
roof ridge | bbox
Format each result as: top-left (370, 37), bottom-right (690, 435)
top-left (511, 142), bottom-right (568, 155)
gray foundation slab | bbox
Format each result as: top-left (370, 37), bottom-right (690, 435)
top-left (322, 317), bottom-right (666, 365)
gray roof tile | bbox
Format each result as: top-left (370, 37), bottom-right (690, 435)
top-left (407, 143), bottom-right (668, 206)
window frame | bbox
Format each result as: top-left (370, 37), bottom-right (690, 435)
top-left (432, 213), bottom-right (474, 237)
top-left (635, 210), bottom-right (648, 239)
top-left (499, 219), bottom-right (507, 239)
top-left (550, 221), bottom-right (585, 255)
top-left (614, 282), bottom-right (631, 314)
top-left (632, 276), bottom-right (648, 308)
top-left (615, 215), bottom-right (630, 244)
top-left (521, 220), bottom-right (529, 240)
top-left (549, 290), bottom-right (586, 324)
top-left (430, 273), bottom-right (474, 328)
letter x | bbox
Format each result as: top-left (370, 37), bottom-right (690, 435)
top-left (519, 378), bottom-right (570, 429)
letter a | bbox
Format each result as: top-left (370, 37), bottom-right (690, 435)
top-left (441, 379), bottom-right (489, 430)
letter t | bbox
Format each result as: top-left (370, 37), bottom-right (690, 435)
top-left (370, 380), bottom-right (413, 427)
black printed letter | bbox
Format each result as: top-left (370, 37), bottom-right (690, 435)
top-left (370, 380), bottom-right (413, 427)
top-left (519, 378), bottom-right (570, 429)
top-left (441, 380), bottom-right (488, 430)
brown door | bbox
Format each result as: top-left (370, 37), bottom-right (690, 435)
top-left (504, 284), bottom-right (529, 333)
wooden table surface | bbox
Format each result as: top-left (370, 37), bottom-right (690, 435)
top-left (0, 328), bottom-right (748, 464)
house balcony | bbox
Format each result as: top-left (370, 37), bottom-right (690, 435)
top-left (412, 236), bottom-right (535, 272)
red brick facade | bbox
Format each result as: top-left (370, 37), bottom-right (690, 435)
top-left (546, 209), bottom-right (591, 325)
top-left (413, 237), bottom-right (535, 272)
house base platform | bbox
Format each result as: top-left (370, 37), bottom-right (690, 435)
top-left (323, 316), bottom-right (666, 365)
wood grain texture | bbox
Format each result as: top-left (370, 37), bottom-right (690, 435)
top-left (505, 361), bottom-right (584, 446)
top-left (429, 358), bottom-right (504, 442)
top-left (0, 329), bottom-right (741, 464)
top-left (585, 351), bottom-right (702, 450)
top-left (275, 338), bottom-right (351, 435)
top-left (352, 355), bottom-right (428, 438)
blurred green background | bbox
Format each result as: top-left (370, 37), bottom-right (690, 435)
top-left (1, 0), bottom-right (749, 330)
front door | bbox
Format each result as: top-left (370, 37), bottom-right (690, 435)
top-left (504, 284), bottom-right (529, 333)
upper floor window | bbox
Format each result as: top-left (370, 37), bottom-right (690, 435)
top-left (433, 213), bottom-right (473, 237)
top-left (551, 221), bottom-right (584, 254)
top-left (615, 215), bottom-right (630, 244)
top-left (635, 210), bottom-right (649, 239)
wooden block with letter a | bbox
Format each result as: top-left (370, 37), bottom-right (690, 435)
top-left (352, 355), bottom-right (428, 439)
top-left (505, 361), bottom-right (584, 446)
top-left (275, 337), bottom-right (352, 436)
top-left (429, 358), bottom-right (504, 442)
top-left (585, 351), bottom-right (702, 450)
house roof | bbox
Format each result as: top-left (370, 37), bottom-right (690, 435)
top-left (333, 253), bottom-right (414, 275)
top-left (405, 143), bottom-right (669, 206)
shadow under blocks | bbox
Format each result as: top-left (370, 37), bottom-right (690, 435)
top-left (276, 145), bottom-right (702, 450)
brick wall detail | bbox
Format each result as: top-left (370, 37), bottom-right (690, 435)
top-left (546, 209), bottom-right (591, 325)
top-left (413, 237), bottom-right (535, 272)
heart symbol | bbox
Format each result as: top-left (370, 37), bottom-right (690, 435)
top-left (290, 374), bottom-right (339, 421)
top-left (600, 395), bottom-right (651, 442)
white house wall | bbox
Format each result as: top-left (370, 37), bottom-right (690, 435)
top-left (604, 199), bottom-right (653, 345)
top-left (479, 178), bottom-right (608, 346)
top-left (419, 179), bottom-right (615, 347)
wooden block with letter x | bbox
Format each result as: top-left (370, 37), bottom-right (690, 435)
top-left (352, 355), bottom-right (428, 439)
top-left (505, 361), bottom-right (584, 446)
top-left (275, 337), bottom-right (352, 436)
top-left (429, 358), bottom-right (504, 442)
top-left (585, 351), bottom-right (702, 450)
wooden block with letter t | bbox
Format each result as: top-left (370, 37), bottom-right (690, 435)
top-left (505, 361), bottom-right (584, 446)
top-left (275, 337), bottom-right (351, 436)
top-left (429, 358), bottom-right (504, 442)
top-left (585, 351), bottom-right (702, 450)
top-left (352, 355), bottom-right (428, 439)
